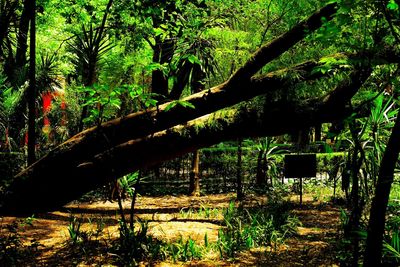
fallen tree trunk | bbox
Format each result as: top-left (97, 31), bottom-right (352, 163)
top-left (3, 62), bottom-right (323, 207)
top-left (11, 48), bottom-right (396, 193)
top-left (8, 3), bottom-right (337, 186)
top-left (0, 68), bottom-right (371, 213)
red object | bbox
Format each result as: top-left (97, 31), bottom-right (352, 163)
top-left (42, 92), bottom-right (52, 113)
top-left (24, 132), bottom-right (29, 145)
top-left (43, 116), bottom-right (50, 126)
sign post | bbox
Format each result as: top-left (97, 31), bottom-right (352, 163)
top-left (284, 154), bottom-right (317, 205)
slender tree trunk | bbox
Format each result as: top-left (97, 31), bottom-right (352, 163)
top-left (363, 111), bottom-right (400, 266)
top-left (27, 0), bottom-right (36, 165)
top-left (189, 150), bottom-right (200, 196)
top-left (15, 0), bottom-right (31, 70)
top-left (348, 124), bottom-right (364, 267)
top-left (315, 123), bottom-right (322, 142)
top-left (349, 154), bottom-right (361, 267)
top-left (151, 35), bottom-right (172, 100)
top-left (129, 175), bottom-right (141, 230)
top-left (255, 149), bottom-right (266, 187)
top-left (236, 138), bottom-right (243, 200)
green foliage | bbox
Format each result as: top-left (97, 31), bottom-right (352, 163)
top-left (66, 215), bottom-right (105, 249)
top-left (164, 100), bottom-right (196, 111)
top-left (113, 219), bottom-right (162, 266)
top-left (0, 75), bottom-right (9, 134)
top-left (179, 205), bottom-right (220, 220)
top-left (118, 172), bottom-right (139, 197)
top-left (387, 0), bottom-right (399, 11)
top-left (67, 215), bottom-right (84, 245)
top-left (383, 215), bottom-right (400, 264)
top-left (163, 237), bottom-right (203, 262)
top-left (217, 200), bottom-right (300, 258)
top-left (79, 84), bottom-right (122, 125)
top-left (36, 53), bottom-right (62, 94)
top-left (311, 56), bottom-right (352, 75)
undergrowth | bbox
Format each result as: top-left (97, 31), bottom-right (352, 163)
top-left (110, 196), bottom-right (300, 265)
top-left (0, 216), bottom-right (41, 267)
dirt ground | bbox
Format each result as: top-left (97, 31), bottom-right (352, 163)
top-left (0, 193), bottom-right (341, 266)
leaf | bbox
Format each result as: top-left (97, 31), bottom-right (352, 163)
top-left (388, 0), bottom-right (399, 10)
top-left (145, 63), bottom-right (163, 72)
top-left (145, 98), bottom-right (158, 108)
top-left (187, 54), bottom-right (201, 65)
top-left (153, 27), bottom-right (164, 36)
top-left (164, 101), bottom-right (178, 112)
top-left (178, 100), bottom-right (195, 109)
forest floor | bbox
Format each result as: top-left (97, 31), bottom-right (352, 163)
top-left (0, 193), bottom-right (341, 266)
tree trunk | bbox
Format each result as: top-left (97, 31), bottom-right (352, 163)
top-left (315, 123), bottom-right (322, 142)
top-left (2, 4), bottom-right (373, 213)
top-left (189, 150), bottom-right (200, 196)
top-left (236, 138), bottom-right (243, 200)
top-left (363, 110), bottom-right (400, 266)
top-left (344, 122), bottom-right (367, 266)
top-left (151, 35), bottom-right (173, 100)
top-left (255, 149), bottom-right (266, 187)
top-left (15, 0), bottom-right (31, 71)
top-left (27, 0), bottom-right (36, 165)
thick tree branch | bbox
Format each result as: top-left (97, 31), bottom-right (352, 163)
top-left (227, 3), bottom-right (337, 85)
top-left (13, 59), bottom-right (323, 182)
top-left (1, 69), bottom-right (371, 213)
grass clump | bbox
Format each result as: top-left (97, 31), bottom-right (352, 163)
top-left (216, 200), bottom-right (301, 259)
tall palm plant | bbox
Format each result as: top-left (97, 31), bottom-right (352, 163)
top-left (67, 0), bottom-right (114, 132)
top-left (68, 24), bottom-right (113, 87)
top-left (169, 36), bottom-right (218, 99)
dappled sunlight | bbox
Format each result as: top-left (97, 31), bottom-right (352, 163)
top-left (0, 193), bottom-right (340, 266)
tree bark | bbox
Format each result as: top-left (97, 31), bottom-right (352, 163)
top-left (151, 35), bottom-right (172, 100)
top-left (363, 110), bottom-right (400, 266)
top-left (314, 123), bottom-right (322, 142)
top-left (255, 148), bottom-right (266, 187)
top-left (347, 122), bottom-right (365, 266)
top-left (236, 138), bottom-right (243, 200)
top-left (27, 0), bottom-right (36, 165)
top-left (15, 0), bottom-right (32, 71)
top-left (189, 150), bottom-right (200, 196)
